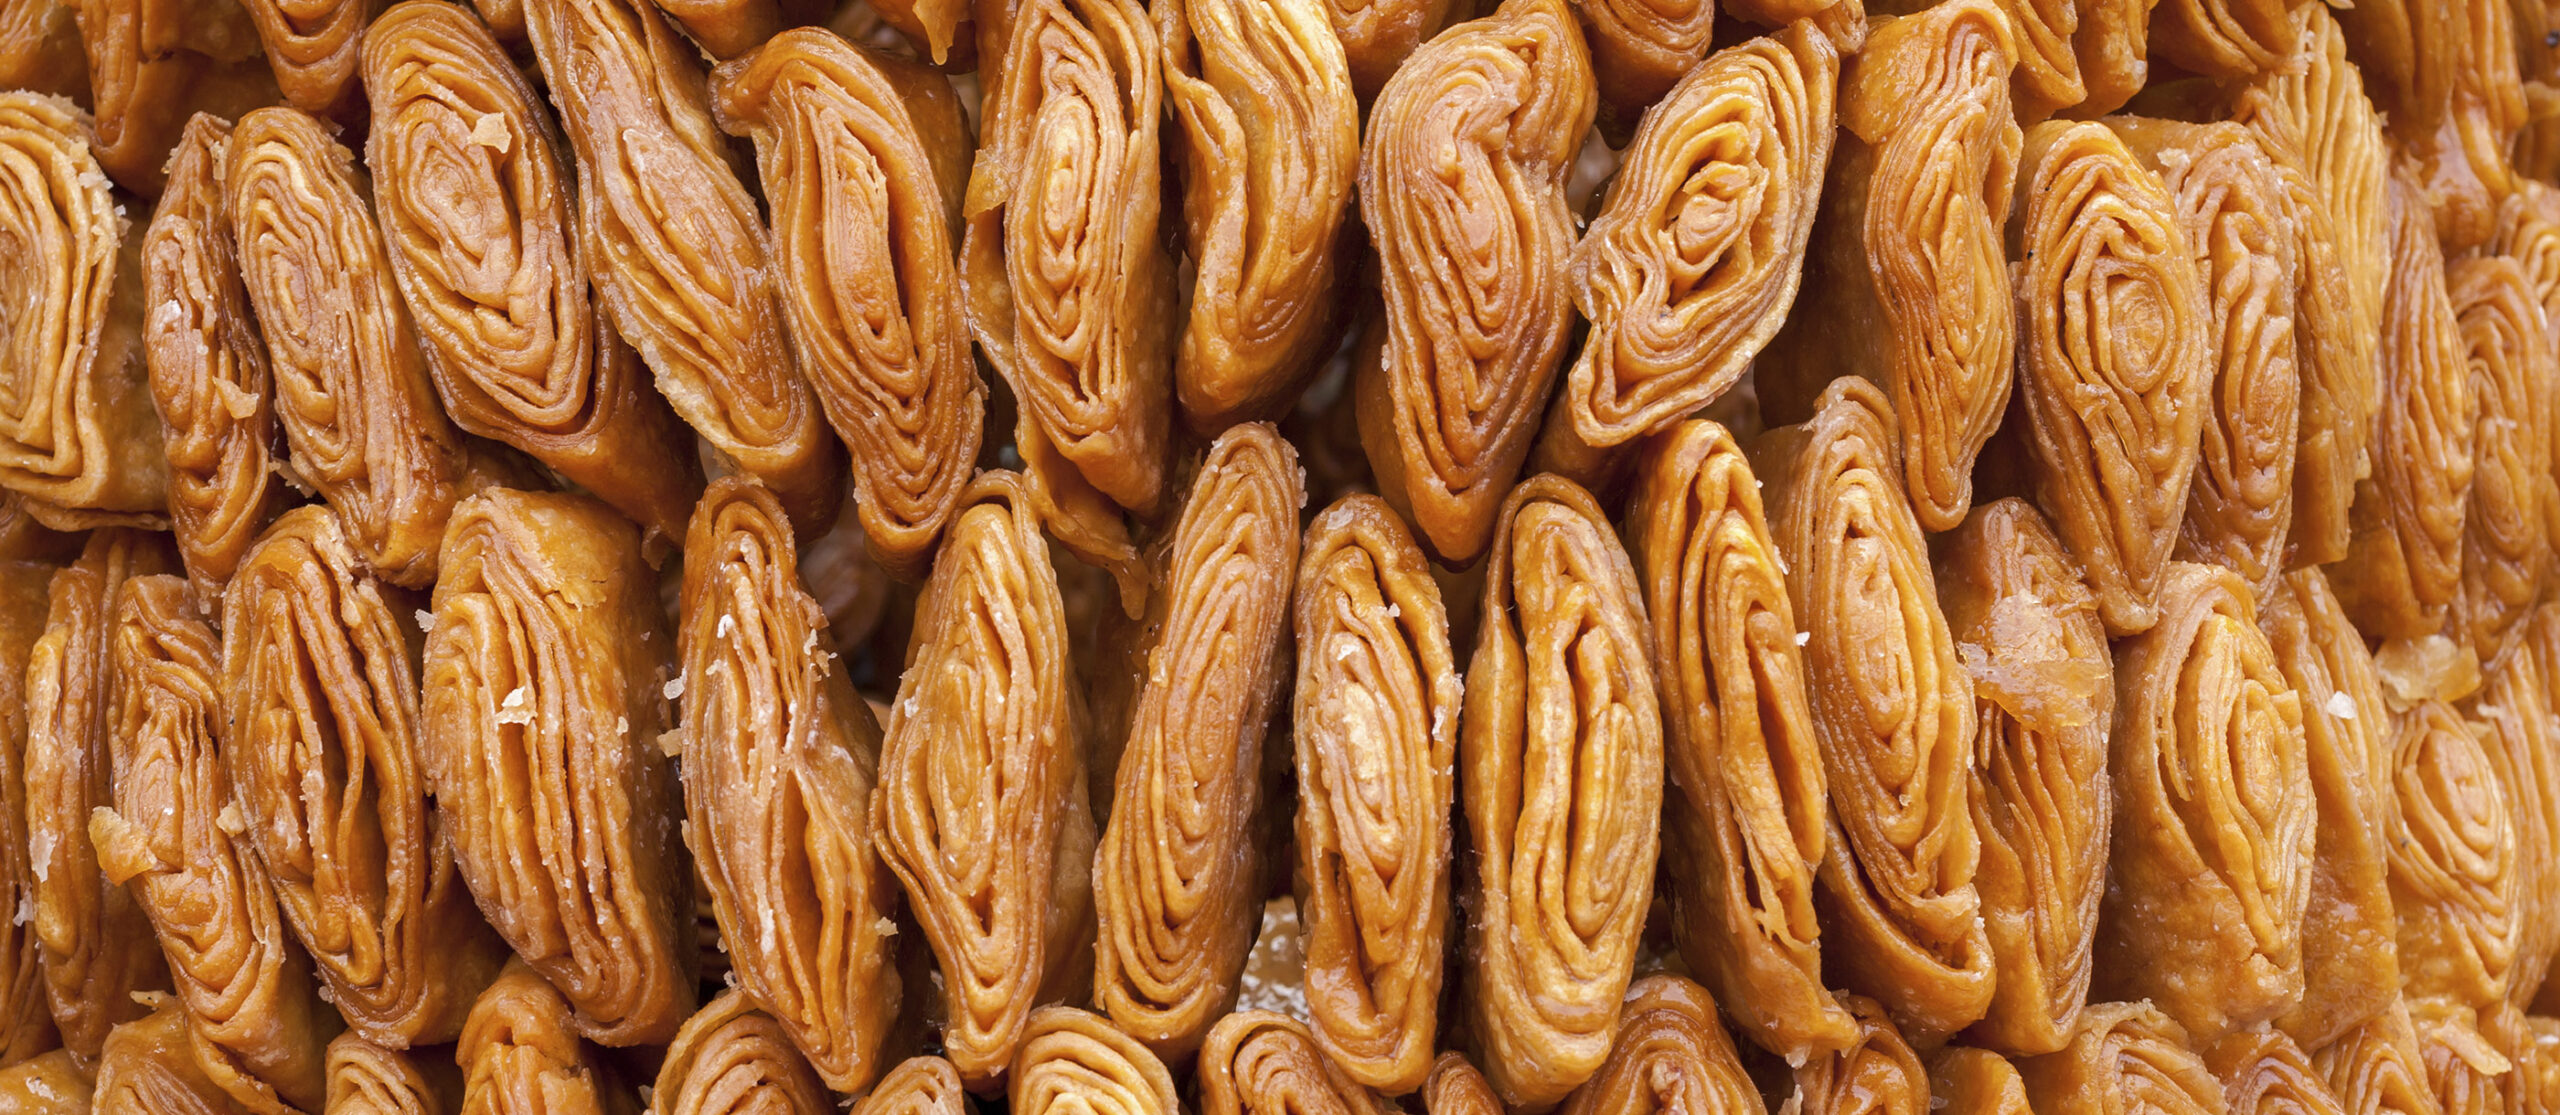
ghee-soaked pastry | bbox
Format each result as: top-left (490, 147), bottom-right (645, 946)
top-left (2443, 256), bottom-right (2558, 667)
top-left (526, 0), bottom-right (844, 535)
top-left (1199, 1012), bottom-right (1396, 1115)
top-left (1160, 0), bottom-right (1357, 434)
top-left (874, 471), bottom-right (1099, 1088)
top-left (2011, 121), bottom-right (2212, 637)
top-left (2069, 0), bottom-right (2154, 116)
top-left (142, 115), bottom-right (287, 607)
top-left (2335, 0), bottom-right (2526, 251)
top-left (2475, 645), bottom-right (2560, 1004)
top-left (1538, 25), bottom-right (1838, 485)
top-left (0, 0), bottom-right (85, 99)
top-left (222, 506), bottom-right (508, 1047)
top-left (679, 477), bottom-right (901, 1091)
top-left (1974, 0), bottom-right (2079, 120)
top-left (0, 496), bottom-right (78, 565)
top-left (1933, 1048), bottom-right (2036, 1115)
top-left (1093, 424), bottom-right (1302, 1061)
top-left (2311, 1000), bottom-right (2439, 1115)
top-left (2018, 1002), bottom-right (2226, 1115)
top-left (2410, 1001), bottom-right (2511, 1115)
top-left (226, 106), bottom-right (483, 590)
top-left (2481, 1003), bottom-right (2560, 1115)
top-left (1568, 0), bottom-right (1713, 111)
top-left (2099, 560), bottom-right (2315, 1044)
top-left (2260, 569), bottom-right (2404, 1049)
top-left (456, 961), bottom-right (634, 1115)
top-left (709, 28), bottom-right (984, 579)
top-left (1321, 0), bottom-right (1454, 96)
top-left (71, 0), bottom-right (272, 195)
top-left (2490, 184), bottom-right (2560, 356)
top-left (1422, 1054), bottom-right (1502, 1115)
top-left (1624, 419), bottom-right (1851, 1062)
top-left (0, 93), bottom-right (169, 524)
top-left (1754, 376), bottom-right (1989, 1044)
top-left (652, 0), bottom-right (809, 57)
top-left (1792, 995), bottom-right (1929, 1115)
top-left (1457, 473), bottom-right (1659, 1107)
top-left (1353, 0), bottom-right (1592, 563)
top-left (92, 1002), bottom-right (257, 1115)
top-left (0, 1050), bottom-right (92, 1112)
top-left (2388, 701), bottom-right (2521, 1008)
top-left (2103, 119), bottom-right (2298, 596)
top-left (2151, 0), bottom-right (2303, 80)
top-left (855, 1057), bottom-right (972, 1115)
top-left (1008, 1007), bottom-right (1176, 1115)
top-left (24, 530), bottom-right (173, 1061)
top-left (325, 1032), bottom-right (463, 1115)
top-left (1759, 0), bottom-right (2018, 534)
top-left (364, 1), bottom-right (705, 543)
top-left (236, 0), bottom-right (375, 116)
top-left (2209, 1028), bottom-right (2351, 1115)
top-left (92, 574), bottom-right (331, 1113)
top-left (1555, 975), bottom-right (1766, 1115)
top-left (961, 0), bottom-right (1173, 520)
top-left (420, 489), bottom-right (693, 1046)
top-left (0, 563), bottom-right (58, 1066)
top-left (1933, 497), bottom-right (2112, 1057)
top-left (653, 990), bottom-right (833, 1115)
top-left (1291, 494), bottom-right (1458, 1091)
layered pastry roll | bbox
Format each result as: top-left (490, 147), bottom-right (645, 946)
top-left (1159, 0), bottom-right (1356, 433)
top-left (363, 0), bottom-right (704, 543)
top-left (71, 0), bottom-right (271, 194)
top-left (1934, 498), bottom-right (2112, 1056)
top-left (1556, 975), bottom-right (1766, 1115)
top-left (1539, 24), bottom-right (1837, 486)
top-left (1198, 1012), bottom-right (1396, 1115)
top-left (1093, 424), bottom-right (1301, 1060)
top-left (2482, 1004), bottom-right (2560, 1115)
top-left (221, 506), bottom-right (508, 1047)
top-left (2208, 1029), bottom-right (2351, 1115)
top-left (2017, 1003), bottom-right (2226, 1115)
top-left (1624, 420), bottom-right (1851, 1062)
top-left (2388, 700), bottom-right (2521, 1007)
top-left (2151, 0), bottom-right (2303, 80)
top-left (1422, 1055), bottom-right (1501, 1115)
top-left (1321, 0), bottom-right (1455, 96)
top-left (1008, 1008), bottom-right (1176, 1115)
top-left (1354, 0), bottom-right (1592, 563)
top-left (420, 489), bottom-right (693, 1046)
top-left (2410, 1001), bottom-right (2510, 1115)
top-left (0, 1051), bottom-right (92, 1113)
top-left (0, 93), bottom-right (168, 525)
top-left (2011, 121), bottom-right (2211, 637)
top-left (2335, 0), bottom-right (2526, 250)
top-left (1570, 0), bottom-right (1713, 111)
top-left (1459, 474), bottom-right (1660, 1107)
top-left (324, 1032), bottom-right (462, 1115)
top-left (24, 531), bottom-right (173, 1061)
top-left (1755, 377), bottom-right (1989, 1043)
top-left (653, 0), bottom-right (818, 57)
top-left (2100, 561), bottom-right (2314, 1044)
top-left (94, 574), bottom-right (332, 1113)
top-left (1792, 995), bottom-right (1929, 1115)
top-left (1290, 494), bottom-right (1458, 1091)
top-left (855, 1057), bottom-right (972, 1115)
top-left (652, 991), bottom-right (832, 1115)
top-left (0, 562), bottom-right (57, 1066)
top-left (92, 1002), bottom-right (259, 1115)
top-left (678, 477), bottom-right (902, 1091)
top-left (227, 106), bottom-right (485, 590)
top-left (2065, 0), bottom-right (2149, 117)
top-left (2476, 639), bottom-right (2560, 1003)
top-left (1974, 0), bottom-right (2079, 120)
top-left (962, 0), bottom-right (1174, 520)
top-left (2443, 256), bottom-right (2558, 666)
top-left (1762, 0), bottom-right (2018, 534)
top-left (710, 28), bottom-right (983, 578)
top-left (237, 0), bottom-right (376, 116)
top-left (2312, 1000), bottom-right (2441, 1115)
top-left (874, 471), bottom-right (1100, 1087)
top-left (1932, 1048), bottom-right (2035, 1115)
top-left (456, 961), bottom-right (633, 1115)
top-left (2491, 184), bottom-right (2560, 351)
top-left (142, 115), bottom-right (287, 607)
top-left (0, 0), bottom-right (84, 98)
top-left (526, 0), bottom-right (844, 534)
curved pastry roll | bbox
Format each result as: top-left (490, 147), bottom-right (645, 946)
top-left (363, 1), bottom-right (703, 543)
top-left (0, 562), bottom-right (57, 1066)
top-left (1569, 0), bottom-right (1712, 110)
top-left (0, 0), bottom-right (84, 99)
top-left (2483, 1004), bottom-right (2560, 1115)
top-left (221, 505), bottom-right (507, 1047)
top-left (2491, 184), bottom-right (2560, 357)
top-left (24, 531), bottom-right (173, 1061)
top-left (1199, 1012), bottom-right (1395, 1115)
top-left (0, 93), bottom-right (168, 524)
top-left (2152, 0), bottom-right (2301, 80)
top-left (1459, 473), bottom-right (1660, 1106)
top-left (651, 0), bottom-right (812, 57)
top-left (653, 991), bottom-right (832, 1115)
top-left (874, 471), bottom-right (1099, 1087)
top-left (456, 961), bottom-right (633, 1115)
top-left (324, 1032), bottom-right (462, 1115)
top-left (142, 115), bottom-right (286, 607)
top-left (71, 0), bottom-right (271, 194)
top-left (92, 1003), bottom-right (258, 1115)
top-left (709, 28), bottom-right (983, 578)
top-left (1354, 0), bottom-right (1592, 563)
top-left (2312, 1000), bottom-right (2440, 1115)
top-left (1542, 25), bottom-right (1837, 484)
top-left (0, 1050), bottom-right (92, 1113)
top-left (1557, 975), bottom-right (1766, 1115)
top-left (1762, 0), bottom-right (2017, 533)
top-left (2335, 0), bottom-right (2526, 250)
top-left (1421, 1054), bottom-right (1502, 1115)
top-left (679, 477), bottom-right (901, 1092)
top-left (1008, 1008), bottom-right (1176, 1115)
top-left (1321, 0), bottom-right (1454, 96)
top-left (961, 0), bottom-right (1173, 518)
top-left (2444, 256), bottom-right (2558, 666)
top-left (421, 489), bottom-right (692, 1046)
top-left (526, 0), bottom-right (843, 534)
top-left (2411, 1001), bottom-right (2511, 1115)
top-left (2208, 1028), bottom-right (2351, 1115)
top-left (1792, 995), bottom-right (1929, 1115)
top-left (1290, 494), bottom-right (1457, 1091)
top-left (2477, 642), bottom-right (2560, 1004)
top-left (854, 1056), bottom-right (973, 1115)
top-left (1625, 420), bottom-right (1850, 1062)
top-left (2068, 0), bottom-right (2150, 117)
top-left (2017, 1002), bottom-right (2225, 1115)
top-left (236, 0), bottom-right (374, 116)
top-left (94, 574), bottom-right (331, 1113)
top-left (2012, 121), bottom-right (2212, 637)
top-left (1931, 1047), bottom-right (2035, 1115)
top-left (1934, 498), bottom-right (2112, 1057)
top-left (1756, 376), bottom-right (1989, 1043)
top-left (227, 106), bottom-right (485, 590)
top-left (2388, 700), bottom-right (2521, 1007)
top-left (1093, 424), bottom-right (1301, 1060)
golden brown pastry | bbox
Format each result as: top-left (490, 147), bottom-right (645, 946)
top-left (325, 1032), bottom-right (462, 1115)
top-left (0, 0), bottom-right (86, 99)
top-left (2490, 184), bottom-right (2560, 349)
top-left (526, 0), bottom-right (844, 535)
top-left (873, 471), bottom-right (1099, 1088)
top-left (1792, 995), bottom-right (1929, 1115)
top-left (2335, 0), bottom-right (2526, 250)
top-left (0, 1050), bottom-right (93, 1113)
top-left (92, 1002), bottom-right (256, 1115)
top-left (0, 562), bottom-right (58, 1067)
top-left (2209, 1028), bottom-right (2351, 1115)
top-left (71, 0), bottom-right (272, 194)
top-left (456, 961), bottom-right (634, 1115)
top-left (1354, 0), bottom-right (1592, 563)
top-left (1198, 1012), bottom-right (1395, 1115)
top-left (1761, 0), bottom-right (2018, 533)
top-left (653, 990), bottom-right (833, 1115)
top-left (0, 92), bottom-right (168, 526)
top-left (678, 477), bottom-right (902, 1092)
top-left (0, 497), bottom-right (79, 566)
top-left (2018, 1002), bottom-right (2226, 1115)
top-left (1321, 0), bottom-right (1455, 96)
top-left (1007, 1007), bottom-right (1176, 1115)
top-left (1624, 419), bottom-right (1849, 1062)
top-left (856, 1057), bottom-right (973, 1115)
top-left (1571, 0), bottom-right (1713, 110)
top-left (221, 505), bottom-right (508, 1047)
top-left (1420, 1054), bottom-right (1502, 1115)
top-left (2151, 0), bottom-right (2303, 80)
top-left (2389, 701), bottom-right (2522, 1008)
top-left (654, 0), bottom-right (811, 56)
top-left (363, 0), bottom-right (704, 543)
top-left (2443, 255), bottom-right (2558, 666)
top-left (2312, 999), bottom-right (2438, 1115)
top-left (2476, 641), bottom-right (2560, 1005)
top-left (1932, 1047), bottom-right (2036, 1115)
top-left (2068, 0), bottom-right (2152, 116)
top-left (2410, 1000), bottom-right (2509, 1115)
top-left (236, 0), bottom-right (376, 116)
top-left (2482, 1003), bottom-right (2560, 1115)
top-left (1290, 494), bottom-right (1457, 1091)
top-left (1556, 975), bottom-right (1765, 1115)
top-left (1459, 473), bottom-right (1659, 1107)
top-left (1756, 376), bottom-right (1990, 1044)
top-left (1093, 424), bottom-right (1301, 1061)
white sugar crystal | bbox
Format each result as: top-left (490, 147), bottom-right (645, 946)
top-left (27, 831), bottom-right (52, 882)
top-left (416, 610), bottom-right (435, 635)
top-left (716, 613), bottom-right (735, 639)
top-left (2326, 690), bottom-right (2358, 721)
top-left (664, 674), bottom-right (685, 700)
top-left (1794, 631), bottom-right (1810, 646)
top-left (217, 802), bottom-right (247, 836)
top-left (467, 112), bottom-right (512, 153)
